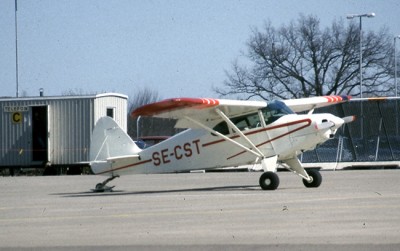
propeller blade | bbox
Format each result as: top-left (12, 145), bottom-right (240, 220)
top-left (342, 115), bottom-right (356, 124)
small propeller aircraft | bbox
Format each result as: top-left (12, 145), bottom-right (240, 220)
top-left (89, 95), bottom-right (354, 192)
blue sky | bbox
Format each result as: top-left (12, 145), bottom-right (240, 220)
top-left (1, 0), bottom-right (399, 100)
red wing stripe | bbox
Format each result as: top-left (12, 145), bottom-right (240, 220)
top-left (323, 95), bottom-right (350, 103)
top-left (325, 96), bottom-right (334, 102)
top-left (194, 98), bottom-right (219, 109)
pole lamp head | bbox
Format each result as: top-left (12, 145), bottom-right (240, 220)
top-left (346, 12), bottom-right (376, 19)
top-left (366, 12), bottom-right (375, 18)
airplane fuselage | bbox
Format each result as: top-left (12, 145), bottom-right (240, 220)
top-left (94, 113), bottom-right (341, 176)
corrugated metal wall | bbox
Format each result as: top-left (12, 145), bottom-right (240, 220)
top-left (1, 94), bottom-right (127, 167)
top-left (49, 98), bottom-right (93, 165)
top-left (0, 99), bottom-right (41, 166)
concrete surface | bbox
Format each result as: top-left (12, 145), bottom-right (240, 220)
top-left (0, 170), bottom-right (400, 250)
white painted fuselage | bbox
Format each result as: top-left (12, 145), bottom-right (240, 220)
top-left (91, 113), bottom-right (344, 176)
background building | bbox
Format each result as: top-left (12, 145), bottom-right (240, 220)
top-left (0, 93), bottom-right (127, 174)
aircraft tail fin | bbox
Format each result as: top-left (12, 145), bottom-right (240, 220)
top-left (90, 116), bottom-right (141, 162)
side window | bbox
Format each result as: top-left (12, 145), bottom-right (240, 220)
top-left (263, 109), bottom-right (277, 125)
top-left (233, 118), bottom-right (249, 131)
top-left (213, 122), bottom-right (230, 135)
top-left (246, 113), bottom-right (261, 128)
top-left (212, 112), bottom-right (261, 135)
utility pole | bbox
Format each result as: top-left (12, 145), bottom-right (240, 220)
top-left (15, 0), bottom-right (19, 98)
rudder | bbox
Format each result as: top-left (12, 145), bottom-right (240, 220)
top-left (90, 117), bottom-right (141, 174)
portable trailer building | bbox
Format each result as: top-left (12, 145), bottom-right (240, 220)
top-left (0, 93), bottom-right (128, 173)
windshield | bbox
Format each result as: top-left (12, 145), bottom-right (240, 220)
top-left (261, 100), bottom-right (294, 125)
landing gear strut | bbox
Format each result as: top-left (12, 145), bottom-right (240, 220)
top-left (93, 175), bottom-right (120, 192)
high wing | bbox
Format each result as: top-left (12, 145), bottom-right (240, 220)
top-left (131, 95), bottom-right (351, 128)
top-left (283, 95), bottom-right (351, 113)
top-left (131, 98), bottom-right (267, 128)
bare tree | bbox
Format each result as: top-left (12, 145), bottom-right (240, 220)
top-left (216, 14), bottom-right (394, 100)
top-left (61, 88), bottom-right (96, 96)
top-left (128, 87), bottom-right (161, 112)
top-left (127, 87), bottom-right (178, 139)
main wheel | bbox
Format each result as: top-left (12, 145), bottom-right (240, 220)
top-left (259, 171), bottom-right (280, 190)
top-left (302, 169), bottom-right (322, 188)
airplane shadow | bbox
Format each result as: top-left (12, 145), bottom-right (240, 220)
top-left (51, 185), bottom-right (261, 198)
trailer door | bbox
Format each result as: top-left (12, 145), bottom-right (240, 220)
top-left (32, 106), bottom-right (48, 162)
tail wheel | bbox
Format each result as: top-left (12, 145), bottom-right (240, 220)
top-left (259, 171), bottom-right (280, 190)
top-left (303, 169), bottom-right (322, 188)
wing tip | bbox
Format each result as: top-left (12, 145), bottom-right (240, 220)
top-left (131, 97), bottom-right (220, 117)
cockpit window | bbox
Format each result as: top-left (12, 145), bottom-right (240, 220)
top-left (262, 100), bottom-right (294, 125)
top-left (212, 100), bottom-right (293, 135)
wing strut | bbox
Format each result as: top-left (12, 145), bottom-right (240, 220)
top-left (183, 115), bottom-right (263, 158)
top-left (215, 108), bottom-right (266, 157)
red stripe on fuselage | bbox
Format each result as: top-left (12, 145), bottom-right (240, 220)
top-left (202, 118), bottom-right (312, 160)
top-left (96, 118), bottom-right (312, 175)
top-left (95, 159), bottom-right (153, 175)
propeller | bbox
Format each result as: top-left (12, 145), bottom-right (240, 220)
top-left (342, 115), bottom-right (356, 124)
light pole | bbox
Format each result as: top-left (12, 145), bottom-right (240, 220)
top-left (395, 35), bottom-right (400, 97)
top-left (346, 12), bottom-right (375, 98)
top-left (395, 36), bottom-right (400, 136)
top-left (15, 0), bottom-right (19, 97)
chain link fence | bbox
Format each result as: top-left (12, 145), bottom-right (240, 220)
top-left (301, 98), bottom-right (400, 164)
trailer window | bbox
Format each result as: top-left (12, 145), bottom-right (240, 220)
top-left (107, 108), bottom-right (114, 118)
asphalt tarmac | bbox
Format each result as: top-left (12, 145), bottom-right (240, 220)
top-left (0, 170), bottom-right (400, 250)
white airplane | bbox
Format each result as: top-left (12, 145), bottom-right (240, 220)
top-left (89, 95), bottom-right (354, 192)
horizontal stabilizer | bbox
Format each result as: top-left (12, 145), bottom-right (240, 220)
top-left (106, 155), bottom-right (140, 162)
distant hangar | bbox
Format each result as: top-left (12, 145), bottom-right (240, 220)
top-left (0, 93), bottom-right (127, 174)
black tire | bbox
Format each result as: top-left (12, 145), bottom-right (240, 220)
top-left (259, 172), bottom-right (280, 190)
top-left (303, 169), bottom-right (322, 188)
top-left (95, 183), bottom-right (105, 192)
